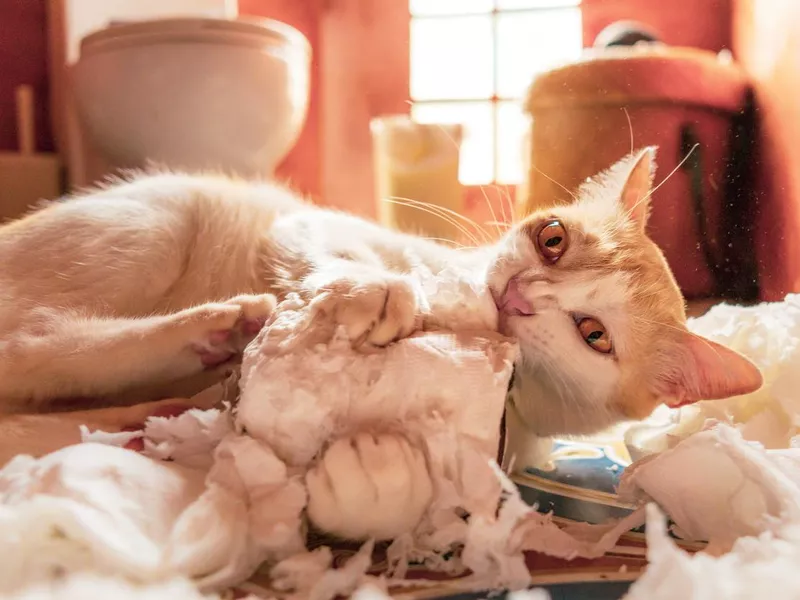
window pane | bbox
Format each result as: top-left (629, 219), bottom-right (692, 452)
top-left (497, 0), bottom-right (581, 8)
top-left (497, 101), bottom-right (529, 184)
top-left (496, 8), bottom-right (583, 99)
top-left (411, 102), bottom-right (494, 185)
top-left (410, 0), bottom-right (493, 16)
top-left (411, 16), bottom-right (494, 101)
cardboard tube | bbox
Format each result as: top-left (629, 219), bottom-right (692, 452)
top-left (15, 85), bottom-right (35, 155)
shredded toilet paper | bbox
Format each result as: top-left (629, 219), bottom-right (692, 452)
top-left (615, 296), bottom-right (800, 596)
top-left (626, 294), bottom-right (800, 456)
top-left (6, 270), bottom-right (624, 598)
top-left (623, 504), bottom-right (800, 600)
top-left (0, 574), bottom-right (223, 600)
top-left (19, 272), bottom-right (800, 597)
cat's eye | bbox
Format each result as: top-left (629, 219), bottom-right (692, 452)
top-left (577, 318), bottom-right (612, 354)
top-left (536, 220), bottom-right (568, 262)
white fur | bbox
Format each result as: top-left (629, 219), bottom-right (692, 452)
top-left (0, 166), bottom-right (669, 444)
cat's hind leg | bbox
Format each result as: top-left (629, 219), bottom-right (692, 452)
top-left (0, 294), bottom-right (275, 411)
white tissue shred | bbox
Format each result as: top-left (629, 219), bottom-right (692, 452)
top-left (1, 574), bottom-right (221, 600)
top-left (620, 424), bottom-right (800, 550)
top-left (0, 270), bottom-right (657, 597)
top-left (628, 294), bottom-right (800, 456)
top-left (623, 504), bottom-right (800, 600)
top-left (0, 442), bottom-right (261, 593)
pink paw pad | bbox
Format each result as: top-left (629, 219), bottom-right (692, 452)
top-left (191, 329), bottom-right (236, 368)
top-left (197, 348), bottom-right (235, 368)
top-left (242, 317), bottom-right (266, 336)
top-left (207, 329), bottom-right (231, 345)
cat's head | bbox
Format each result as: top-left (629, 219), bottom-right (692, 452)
top-left (486, 147), bottom-right (763, 437)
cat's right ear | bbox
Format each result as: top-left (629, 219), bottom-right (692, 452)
top-left (653, 331), bottom-right (763, 408)
top-left (619, 147), bottom-right (657, 230)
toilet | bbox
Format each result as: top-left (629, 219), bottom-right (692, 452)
top-left (69, 17), bottom-right (310, 184)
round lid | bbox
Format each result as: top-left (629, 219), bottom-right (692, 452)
top-left (80, 17), bottom-right (309, 56)
top-left (525, 46), bottom-right (749, 114)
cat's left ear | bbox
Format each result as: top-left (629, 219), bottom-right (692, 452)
top-left (619, 146), bottom-right (657, 230)
top-left (653, 331), bottom-right (763, 408)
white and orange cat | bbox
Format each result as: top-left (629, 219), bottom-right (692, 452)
top-left (0, 148), bottom-right (762, 537)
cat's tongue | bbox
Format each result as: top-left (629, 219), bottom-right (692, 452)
top-left (496, 277), bottom-right (534, 317)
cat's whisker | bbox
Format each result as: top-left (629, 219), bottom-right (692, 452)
top-left (397, 118), bottom-right (505, 240)
top-left (622, 107), bottom-right (634, 155)
top-left (494, 184), bottom-right (510, 227)
top-left (385, 195), bottom-right (492, 245)
top-left (533, 166), bottom-right (577, 202)
top-left (476, 184), bottom-right (504, 239)
top-left (484, 220), bottom-right (512, 230)
top-left (629, 314), bottom-right (686, 334)
top-left (385, 196), bottom-right (488, 244)
top-left (383, 200), bottom-right (481, 247)
top-left (382, 198), bottom-right (484, 246)
top-left (495, 183), bottom-right (519, 227)
top-left (629, 313), bottom-right (720, 349)
top-left (422, 237), bottom-right (473, 249)
top-left (627, 143), bottom-right (699, 218)
top-left (631, 313), bottom-right (729, 363)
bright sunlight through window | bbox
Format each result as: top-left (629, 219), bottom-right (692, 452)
top-left (409, 0), bottom-right (583, 186)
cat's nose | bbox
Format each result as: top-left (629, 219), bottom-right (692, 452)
top-left (496, 277), bottom-right (535, 316)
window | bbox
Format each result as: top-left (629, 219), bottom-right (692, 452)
top-left (409, 0), bottom-right (583, 185)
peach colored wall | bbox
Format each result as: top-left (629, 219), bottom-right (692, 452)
top-left (733, 0), bottom-right (800, 300)
top-left (241, 0), bottom-right (409, 216)
top-left (319, 0), bottom-right (409, 216)
top-left (582, 0), bottom-right (732, 51)
top-left (238, 0), bottom-right (321, 200)
top-left (0, 0), bottom-right (53, 153)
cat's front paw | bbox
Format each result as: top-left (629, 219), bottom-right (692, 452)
top-left (305, 433), bottom-right (433, 540)
top-left (184, 293), bottom-right (276, 367)
top-left (312, 275), bottom-right (419, 346)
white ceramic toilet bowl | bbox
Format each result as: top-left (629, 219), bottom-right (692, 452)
top-left (71, 17), bottom-right (310, 179)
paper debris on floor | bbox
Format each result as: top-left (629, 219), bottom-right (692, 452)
top-left (11, 287), bottom-right (800, 598)
top-left (622, 504), bottom-right (800, 600)
top-left (0, 270), bottom-right (640, 598)
top-left (616, 295), bottom-right (800, 595)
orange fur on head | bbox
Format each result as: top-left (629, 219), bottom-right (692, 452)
top-left (489, 147), bottom-right (762, 442)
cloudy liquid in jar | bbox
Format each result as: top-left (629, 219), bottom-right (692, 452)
top-left (371, 116), bottom-right (464, 242)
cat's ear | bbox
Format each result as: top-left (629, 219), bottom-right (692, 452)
top-left (653, 331), bottom-right (763, 408)
top-left (619, 146), bottom-right (657, 229)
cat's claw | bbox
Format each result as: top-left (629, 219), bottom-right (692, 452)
top-left (311, 276), bottom-right (419, 347)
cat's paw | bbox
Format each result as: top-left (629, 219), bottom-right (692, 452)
top-left (311, 275), bottom-right (419, 346)
top-left (179, 293), bottom-right (276, 367)
top-left (305, 432), bottom-right (433, 540)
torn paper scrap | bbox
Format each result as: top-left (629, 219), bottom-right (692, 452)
top-left (1, 574), bottom-right (221, 600)
top-left (623, 504), bottom-right (800, 600)
top-left (619, 425), bottom-right (800, 550)
top-left (80, 386), bottom-right (235, 470)
top-left (0, 443), bottom-right (258, 594)
top-left (237, 293), bottom-right (519, 554)
top-left (238, 294), bottom-right (518, 469)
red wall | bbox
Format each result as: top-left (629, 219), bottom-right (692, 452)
top-left (0, 0), bottom-right (52, 153)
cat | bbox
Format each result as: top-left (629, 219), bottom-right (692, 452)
top-left (0, 146), bottom-right (761, 422)
top-left (0, 146), bottom-right (763, 541)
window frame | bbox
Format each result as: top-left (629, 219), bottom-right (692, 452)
top-left (409, 1), bottom-right (582, 187)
